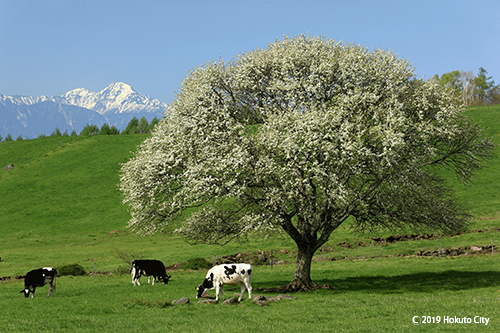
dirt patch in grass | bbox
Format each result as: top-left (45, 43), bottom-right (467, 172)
top-left (337, 229), bottom-right (500, 250)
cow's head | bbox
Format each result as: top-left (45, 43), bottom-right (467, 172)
top-left (20, 288), bottom-right (31, 298)
top-left (162, 274), bottom-right (172, 284)
top-left (196, 284), bottom-right (205, 299)
top-left (196, 273), bottom-right (214, 298)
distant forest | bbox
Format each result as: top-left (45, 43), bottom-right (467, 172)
top-left (432, 67), bottom-right (500, 106)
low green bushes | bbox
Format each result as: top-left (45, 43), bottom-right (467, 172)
top-left (57, 263), bottom-right (86, 276)
top-left (182, 257), bottom-right (213, 270)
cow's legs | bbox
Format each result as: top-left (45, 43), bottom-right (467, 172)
top-left (244, 280), bottom-right (252, 300)
top-left (131, 267), bottom-right (138, 285)
top-left (48, 280), bottom-right (56, 297)
top-left (215, 283), bottom-right (222, 301)
top-left (238, 284), bottom-right (247, 302)
top-left (133, 274), bottom-right (141, 286)
top-left (220, 283), bottom-right (225, 301)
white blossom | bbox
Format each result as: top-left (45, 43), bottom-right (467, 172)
top-left (120, 35), bottom-right (493, 287)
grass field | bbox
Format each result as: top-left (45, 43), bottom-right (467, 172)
top-left (1, 256), bottom-right (499, 332)
top-left (1, 105), bottom-right (499, 332)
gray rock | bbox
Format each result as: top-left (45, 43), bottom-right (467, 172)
top-left (253, 295), bottom-right (267, 302)
top-left (172, 297), bottom-right (190, 305)
top-left (198, 299), bottom-right (219, 304)
top-left (223, 298), bottom-right (239, 305)
top-left (277, 294), bottom-right (298, 300)
top-left (254, 300), bottom-right (270, 307)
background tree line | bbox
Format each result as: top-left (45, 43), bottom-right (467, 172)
top-left (0, 116), bottom-right (160, 143)
top-left (432, 67), bottom-right (500, 106)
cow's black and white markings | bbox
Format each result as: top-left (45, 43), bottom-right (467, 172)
top-left (131, 260), bottom-right (171, 286)
top-left (196, 263), bottom-right (252, 302)
top-left (20, 267), bottom-right (57, 298)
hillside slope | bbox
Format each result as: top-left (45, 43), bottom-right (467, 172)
top-left (0, 136), bottom-right (149, 274)
top-left (1, 135), bottom-right (145, 237)
top-left (0, 134), bottom-right (283, 276)
top-left (445, 105), bottom-right (500, 217)
top-left (0, 106), bottom-right (498, 276)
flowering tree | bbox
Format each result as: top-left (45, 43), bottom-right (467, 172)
top-left (120, 35), bottom-right (493, 291)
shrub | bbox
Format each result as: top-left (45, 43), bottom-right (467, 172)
top-left (182, 257), bottom-right (212, 271)
top-left (57, 263), bottom-right (86, 276)
top-left (114, 249), bottom-right (145, 273)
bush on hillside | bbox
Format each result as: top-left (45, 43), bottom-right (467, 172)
top-left (182, 257), bottom-right (213, 270)
top-left (57, 263), bottom-right (86, 276)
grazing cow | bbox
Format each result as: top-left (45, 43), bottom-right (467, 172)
top-left (196, 263), bottom-right (252, 302)
top-left (20, 267), bottom-right (57, 298)
top-left (131, 260), bottom-right (171, 286)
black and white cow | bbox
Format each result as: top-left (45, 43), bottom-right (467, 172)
top-left (20, 267), bottom-right (57, 298)
top-left (196, 263), bottom-right (252, 302)
top-left (131, 260), bottom-right (171, 286)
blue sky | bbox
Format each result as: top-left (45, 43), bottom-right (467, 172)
top-left (1, 0), bottom-right (499, 104)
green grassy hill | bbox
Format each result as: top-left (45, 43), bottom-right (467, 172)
top-left (0, 135), bottom-right (138, 236)
top-left (0, 134), bottom-right (295, 276)
top-left (0, 105), bottom-right (499, 278)
top-left (445, 105), bottom-right (500, 217)
top-left (0, 135), bottom-right (145, 275)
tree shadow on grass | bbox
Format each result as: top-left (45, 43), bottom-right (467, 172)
top-left (315, 270), bottom-right (500, 294)
top-left (255, 270), bottom-right (500, 294)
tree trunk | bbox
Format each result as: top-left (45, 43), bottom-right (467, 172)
top-left (284, 243), bottom-right (318, 291)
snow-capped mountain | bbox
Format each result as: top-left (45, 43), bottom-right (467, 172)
top-left (0, 82), bottom-right (166, 139)
top-left (61, 82), bottom-right (167, 115)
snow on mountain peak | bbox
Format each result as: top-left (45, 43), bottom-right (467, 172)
top-left (98, 82), bottom-right (136, 105)
top-left (64, 87), bottom-right (92, 96)
top-left (56, 82), bottom-right (166, 115)
top-left (107, 81), bottom-right (133, 91)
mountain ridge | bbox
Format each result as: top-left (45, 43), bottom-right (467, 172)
top-left (0, 82), bottom-right (166, 139)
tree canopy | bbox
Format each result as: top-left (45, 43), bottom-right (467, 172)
top-left (120, 35), bottom-right (493, 290)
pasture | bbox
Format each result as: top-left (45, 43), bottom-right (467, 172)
top-left (1, 256), bottom-right (499, 332)
top-left (1, 105), bottom-right (499, 331)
